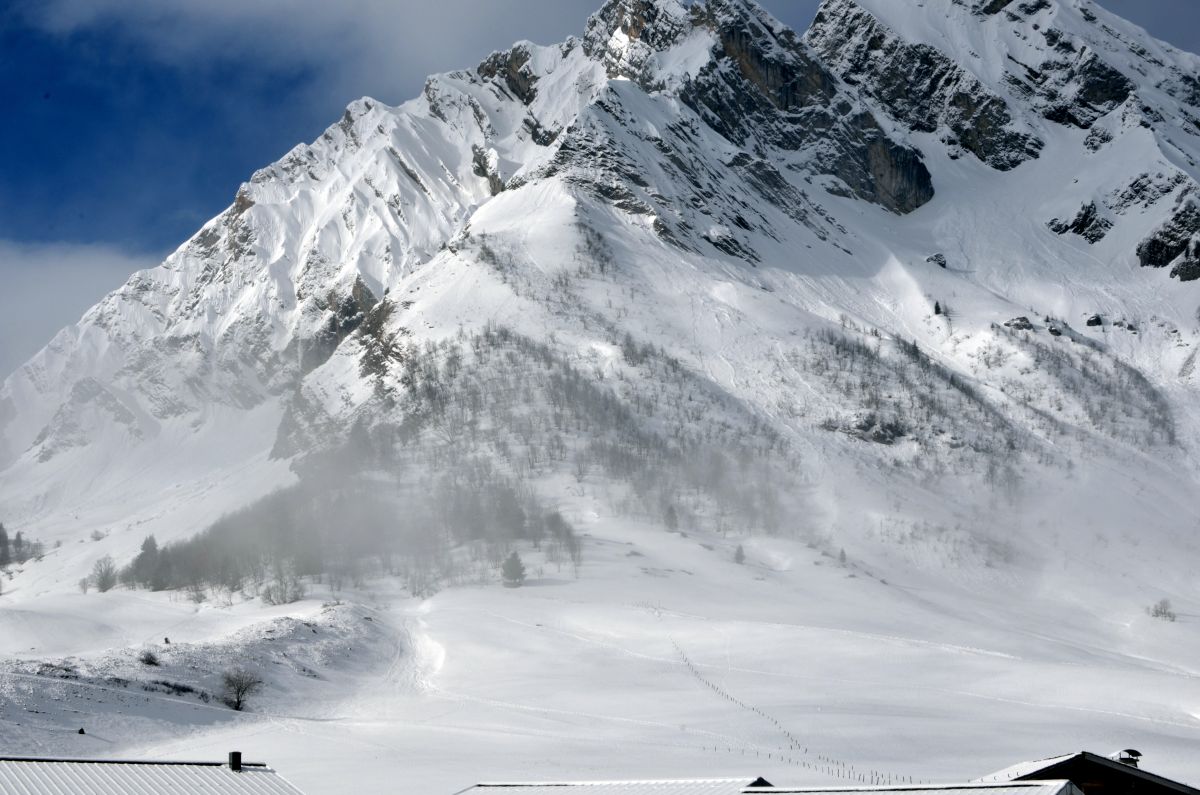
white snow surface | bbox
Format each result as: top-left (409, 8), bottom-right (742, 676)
top-left (3, 0), bottom-right (1200, 793)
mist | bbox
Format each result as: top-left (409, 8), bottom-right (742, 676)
top-left (0, 241), bottom-right (159, 379)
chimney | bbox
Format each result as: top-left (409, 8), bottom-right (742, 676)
top-left (1114, 750), bottom-right (1142, 768)
top-left (229, 751), bottom-right (243, 772)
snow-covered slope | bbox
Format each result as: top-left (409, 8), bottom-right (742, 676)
top-left (2, 0), bottom-right (1197, 582)
top-left (3, 0), bottom-right (1200, 789)
top-left (807, 0), bottom-right (1200, 282)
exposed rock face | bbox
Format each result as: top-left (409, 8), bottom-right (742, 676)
top-left (582, 0), bottom-right (694, 81)
top-left (805, 0), bottom-right (1043, 171)
top-left (1108, 172), bottom-right (1190, 214)
top-left (478, 44), bottom-right (540, 105)
top-left (506, 0), bottom-right (937, 240)
top-left (571, 0), bottom-right (936, 220)
top-left (974, 0), bottom-right (1013, 14)
top-left (300, 277), bottom-right (379, 374)
top-left (1049, 202), bottom-right (1112, 243)
top-left (1137, 193), bottom-right (1200, 281)
top-left (1008, 34), bottom-right (1134, 129)
top-left (471, 145), bottom-right (505, 196)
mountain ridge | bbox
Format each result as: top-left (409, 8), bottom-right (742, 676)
top-left (1, 0), bottom-right (1199, 594)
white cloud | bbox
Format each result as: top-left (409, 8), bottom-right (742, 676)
top-left (20, 0), bottom-right (608, 109)
top-left (0, 241), bottom-right (162, 379)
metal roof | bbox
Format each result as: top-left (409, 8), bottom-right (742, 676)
top-left (458, 778), bottom-right (768, 795)
top-left (0, 757), bottom-right (306, 795)
top-left (977, 751), bottom-right (1200, 795)
top-left (977, 756), bottom-right (1079, 783)
top-left (765, 783), bottom-right (1080, 795)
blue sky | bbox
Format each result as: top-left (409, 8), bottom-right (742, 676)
top-left (0, 0), bottom-right (1197, 375)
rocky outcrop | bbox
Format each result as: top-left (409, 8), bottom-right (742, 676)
top-left (300, 278), bottom-right (379, 374)
top-left (478, 44), bottom-right (540, 105)
top-left (472, 145), bottom-right (505, 195)
top-left (1136, 193), bottom-right (1200, 281)
top-left (571, 0), bottom-right (936, 216)
top-left (805, 0), bottom-right (1043, 171)
top-left (683, 0), bottom-right (934, 213)
top-left (582, 0), bottom-right (693, 81)
top-left (974, 0), bottom-right (1013, 14)
top-left (1007, 36), bottom-right (1134, 129)
top-left (1048, 202), bottom-right (1112, 243)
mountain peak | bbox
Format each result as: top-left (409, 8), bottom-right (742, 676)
top-left (582, 0), bottom-right (696, 80)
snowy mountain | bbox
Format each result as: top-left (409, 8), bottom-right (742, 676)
top-left (4, 0), bottom-right (1198, 578)
top-left (3, 0), bottom-right (1200, 789)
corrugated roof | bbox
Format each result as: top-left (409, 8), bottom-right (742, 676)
top-left (460, 778), bottom-right (765, 795)
top-left (0, 757), bottom-right (306, 795)
top-left (760, 781), bottom-right (1081, 795)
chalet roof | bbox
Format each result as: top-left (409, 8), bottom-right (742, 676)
top-left (978, 756), bottom-right (1079, 783)
top-left (457, 778), bottom-right (770, 795)
top-left (0, 756), bottom-right (305, 795)
top-left (765, 781), bottom-right (1083, 795)
top-left (977, 751), bottom-right (1200, 795)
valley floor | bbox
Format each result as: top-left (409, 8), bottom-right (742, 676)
top-left (3, 515), bottom-right (1200, 795)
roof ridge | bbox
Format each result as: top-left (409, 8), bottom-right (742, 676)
top-left (476, 779), bottom-right (757, 786)
top-left (765, 783), bottom-right (1078, 793)
top-left (0, 756), bottom-right (270, 768)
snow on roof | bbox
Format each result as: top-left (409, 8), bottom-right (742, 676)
top-left (765, 782), bottom-right (1082, 795)
top-left (975, 754), bottom-right (1081, 783)
top-left (459, 778), bottom-right (765, 795)
top-left (976, 751), bottom-right (1200, 795)
top-left (0, 757), bottom-right (306, 795)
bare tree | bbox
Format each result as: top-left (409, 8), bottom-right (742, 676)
top-left (1149, 598), bottom-right (1177, 622)
top-left (91, 555), bottom-right (118, 592)
top-left (221, 667), bottom-right (265, 711)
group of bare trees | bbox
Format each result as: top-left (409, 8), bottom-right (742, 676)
top-left (993, 323), bottom-right (1176, 447)
top-left (109, 319), bottom-right (809, 602)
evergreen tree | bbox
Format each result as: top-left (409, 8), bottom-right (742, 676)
top-left (734, 544), bottom-right (745, 565)
top-left (934, 301), bottom-right (943, 316)
top-left (664, 505), bottom-right (679, 532)
top-left (128, 535), bottom-right (174, 591)
top-left (12, 531), bottom-right (24, 563)
top-left (501, 551), bottom-right (526, 587)
top-left (0, 524), bottom-right (10, 568)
